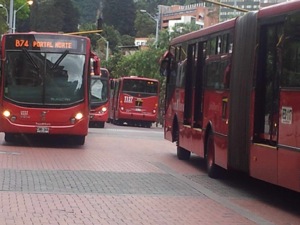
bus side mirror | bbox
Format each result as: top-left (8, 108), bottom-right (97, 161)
top-left (110, 80), bottom-right (115, 89)
top-left (160, 59), bottom-right (168, 77)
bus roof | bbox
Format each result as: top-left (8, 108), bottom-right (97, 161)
top-left (2, 31), bottom-right (89, 40)
top-left (170, 18), bottom-right (236, 46)
top-left (171, 0), bottom-right (300, 46)
top-left (258, 0), bottom-right (300, 19)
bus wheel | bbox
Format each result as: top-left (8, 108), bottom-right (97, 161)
top-left (177, 145), bottom-right (191, 160)
top-left (4, 133), bottom-right (15, 143)
top-left (75, 136), bottom-right (85, 145)
top-left (206, 131), bottom-right (219, 178)
top-left (98, 122), bottom-right (105, 128)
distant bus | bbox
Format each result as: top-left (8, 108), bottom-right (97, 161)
top-left (109, 76), bottom-right (159, 128)
top-left (0, 32), bottom-right (94, 145)
top-left (89, 67), bottom-right (110, 128)
top-left (160, 1), bottom-right (300, 192)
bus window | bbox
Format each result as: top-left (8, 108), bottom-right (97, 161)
top-left (281, 37), bottom-right (300, 87)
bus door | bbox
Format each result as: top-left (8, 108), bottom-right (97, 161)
top-left (182, 43), bottom-right (197, 151)
top-left (252, 23), bottom-right (283, 183)
top-left (112, 80), bottom-right (120, 122)
top-left (193, 42), bottom-right (205, 130)
top-left (184, 43), bottom-right (197, 126)
top-left (190, 41), bottom-right (206, 156)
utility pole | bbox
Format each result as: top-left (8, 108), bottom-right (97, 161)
top-left (9, 0), bottom-right (13, 33)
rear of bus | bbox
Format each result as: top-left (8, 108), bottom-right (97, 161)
top-left (115, 77), bottom-right (159, 128)
top-left (0, 33), bottom-right (91, 145)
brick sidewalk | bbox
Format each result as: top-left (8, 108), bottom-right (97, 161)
top-left (0, 127), bottom-right (298, 225)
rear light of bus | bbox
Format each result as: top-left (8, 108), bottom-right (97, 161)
top-left (153, 109), bottom-right (156, 114)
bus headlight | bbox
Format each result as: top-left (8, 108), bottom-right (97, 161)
top-left (3, 110), bottom-right (11, 117)
top-left (101, 107), bottom-right (107, 113)
top-left (70, 113), bottom-right (84, 124)
top-left (120, 107), bottom-right (124, 111)
top-left (75, 112), bottom-right (83, 120)
top-left (152, 109), bottom-right (156, 114)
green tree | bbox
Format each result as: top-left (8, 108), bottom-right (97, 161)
top-left (102, 24), bottom-right (121, 52)
top-left (103, 0), bottom-right (136, 36)
top-left (78, 23), bottom-right (99, 47)
top-left (1, 0), bottom-right (32, 32)
top-left (29, 0), bottom-right (79, 32)
top-left (135, 11), bottom-right (156, 38)
top-left (54, 0), bottom-right (79, 33)
top-left (72, 0), bottom-right (100, 24)
top-left (169, 22), bottom-right (200, 39)
top-left (30, 1), bottom-right (63, 32)
top-left (107, 45), bottom-right (165, 79)
top-left (121, 34), bottom-right (135, 46)
top-left (0, 0), bottom-right (9, 33)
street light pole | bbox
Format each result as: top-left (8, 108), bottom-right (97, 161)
top-left (140, 9), bottom-right (159, 48)
top-left (100, 35), bottom-right (109, 61)
top-left (9, 0), bottom-right (13, 33)
top-left (12, 0), bottom-right (33, 33)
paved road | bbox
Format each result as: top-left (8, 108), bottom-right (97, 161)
top-left (0, 123), bottom-right (298, 225)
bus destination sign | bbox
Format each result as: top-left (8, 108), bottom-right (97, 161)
top-left (4, 34), bottom-right (83, 52)
top-left (14, 39), bottom-right (77, 50)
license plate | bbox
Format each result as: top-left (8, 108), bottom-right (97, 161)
top-left (37, 127), bottom-right (49, 133)
top-left (135, 108), bottom-right (142, 112)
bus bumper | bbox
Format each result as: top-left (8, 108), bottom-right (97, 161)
top-left (0, 117), bottom-right (89, 136)
top-left (118, 112), bottom-right (157, 123)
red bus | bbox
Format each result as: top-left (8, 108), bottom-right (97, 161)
top-left (0, 32), bottom-right (94, 145)
top-left (89, 67), bottom-right (110, 128)
top-left (160, 1), bottom-right (300, 192)
top-left (109, 76), bottom-right (159, 128)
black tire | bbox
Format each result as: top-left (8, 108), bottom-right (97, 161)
top-left (206, 131), bottom-right (219, 178)
top-left (177, 145), bottom-right (191, 160)
top-left (4, 133), bottom-right (15, 143)
top-left (74, 135), bottom-right (85, 145)
top-left (98, 122), bottom-right (105, 128)
top-left (175, 123), bottom-right (190, 160)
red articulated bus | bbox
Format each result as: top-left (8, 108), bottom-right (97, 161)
top-left (0, 32), bottom-right (94, 145)
top-left (109, 76), bottom-right (159, 128)
top-left (160, 1), bottom-right (300, 192)
top-left (89, 66), bottom-right (110, 128)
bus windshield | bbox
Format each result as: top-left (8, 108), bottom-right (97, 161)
top-left (4, 50), bottom-right (85, 106)
top-left (90, 77), bottom-right (108, 103)
top-left (123, 79), bottom-right (158, 96)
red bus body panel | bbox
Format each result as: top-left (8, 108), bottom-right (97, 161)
top-left (89, 68), bottom-right (110, 125)
top-left (110, 77), bottom-right (159, 126)
top-left (162, 1), bottom-right (300, 192)
top-left (0, 102), bottom-right (89, 135)
top-left (89, 102), bottom-right (109, 123)
top-left (116, 93), bottom-right (158, 123)
top-left (0, 33), bottom-right (91, 139)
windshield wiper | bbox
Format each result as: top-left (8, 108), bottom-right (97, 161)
top-left (51, 50), bottom-right (69, 70)
top-left (22, 48), bottom-right (39, 70)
